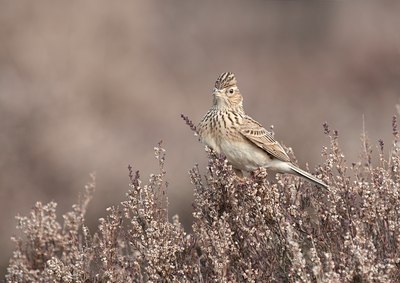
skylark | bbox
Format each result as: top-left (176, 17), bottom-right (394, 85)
top-left (197, 72), bottom-right (328, 189)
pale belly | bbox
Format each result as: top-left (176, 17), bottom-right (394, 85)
top-left (201, 131), bottom-right (294, 173)
top-left (219, 139), bottom-right (272, 171)
top-left (202, 133), bottom-right (273, 172)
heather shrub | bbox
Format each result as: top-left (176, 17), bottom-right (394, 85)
top-left (6, 117), bottom-right (400, 282)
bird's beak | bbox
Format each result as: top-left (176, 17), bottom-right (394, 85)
top-left (213, 88), bottom-right (222, 97)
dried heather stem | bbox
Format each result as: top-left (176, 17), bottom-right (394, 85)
top-left (6, 120), bottom-right (400, 282)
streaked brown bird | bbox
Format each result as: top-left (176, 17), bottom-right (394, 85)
top-left (197, 72), bottom-right (328, 190)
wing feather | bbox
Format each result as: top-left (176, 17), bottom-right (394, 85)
top-left (239, 116), bottom-right (291, 162)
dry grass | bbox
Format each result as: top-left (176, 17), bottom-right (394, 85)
top-left (6, 116), bottom-right (400, 282)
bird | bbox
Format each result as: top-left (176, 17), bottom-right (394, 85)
top-left (197, 72), bottom-right (328, 190)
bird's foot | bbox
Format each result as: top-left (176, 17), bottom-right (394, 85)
top-left (232, 168), bottom-right (250, 185)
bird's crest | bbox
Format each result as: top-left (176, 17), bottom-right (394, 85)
top-left (215, 72), bottom-right (237, 89)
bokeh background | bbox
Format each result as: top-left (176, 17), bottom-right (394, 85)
top-left (1, 1), bottom-right (399, 276)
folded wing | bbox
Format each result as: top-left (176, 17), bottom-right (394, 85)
top-left (239, 116), bottom-right (291, 162)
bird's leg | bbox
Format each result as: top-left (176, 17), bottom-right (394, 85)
top-left (233, 168), bottom-right (244, 178)
top-left (233, 168), bottom-right (249, 185)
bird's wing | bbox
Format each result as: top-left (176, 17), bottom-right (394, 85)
top-left (239, 116), bottom-right (291, 162)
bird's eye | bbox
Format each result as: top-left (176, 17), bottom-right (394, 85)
top-left (229, 88), bottom-right (234, 94)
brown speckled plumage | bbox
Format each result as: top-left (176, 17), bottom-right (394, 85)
top-left (198, 72), bottom-right (328, 189)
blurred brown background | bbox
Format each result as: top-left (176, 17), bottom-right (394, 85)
top-left (1, 1), bottom-right (399, 276)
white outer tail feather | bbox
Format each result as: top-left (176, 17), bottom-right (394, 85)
top-left (288, 163), bottom-right (329, 190)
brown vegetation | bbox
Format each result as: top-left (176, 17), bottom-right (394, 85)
top-left (6, 117), bottom-right (400, 282)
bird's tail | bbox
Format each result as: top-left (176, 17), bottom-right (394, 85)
top-left (288, 163), bottom-right (329, 191)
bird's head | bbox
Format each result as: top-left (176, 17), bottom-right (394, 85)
top-left (212, 72), bottom-right (243, 110)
